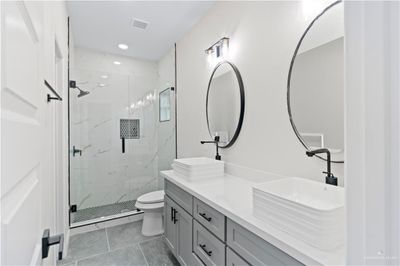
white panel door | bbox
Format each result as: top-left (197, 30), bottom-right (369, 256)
top-left (1, 1), bottom-right (57, 265)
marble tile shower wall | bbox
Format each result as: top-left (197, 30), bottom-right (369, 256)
top-left (70, 69), bottom-right (174, 211)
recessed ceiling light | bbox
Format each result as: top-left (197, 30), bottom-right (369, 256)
top-left (98, 83), bottom-right (106, 87)
top-left (118, 43), bottom-right (129, 50)
top-left (113, 61), bottom-right (121, 65)
top-left (101, 74), bottom-right (108, 79)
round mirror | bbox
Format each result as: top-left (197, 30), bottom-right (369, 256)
top-left (206, 61), bottom-right (245, 148)
top-left (287, 0), bottom-right (344, 163)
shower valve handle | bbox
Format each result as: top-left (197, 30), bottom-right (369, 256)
top-left (72, 146), bottom-right (82, 157)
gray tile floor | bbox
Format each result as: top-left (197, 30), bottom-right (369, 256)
top-left (59, 221), bottom-right (179, 266)
top-left (71, 200), bottom-right (138, 224)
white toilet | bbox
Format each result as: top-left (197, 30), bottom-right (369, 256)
top-left (135, 190), bottom-right (165, 236)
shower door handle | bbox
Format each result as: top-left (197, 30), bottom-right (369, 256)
top-left (72, 146), bottom-right (82, 157)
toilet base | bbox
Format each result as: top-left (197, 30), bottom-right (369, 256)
top-left (142, 210), bottom-right (164, 236)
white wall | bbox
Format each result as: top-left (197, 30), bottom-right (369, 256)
top-left (176, 1), bottom-right (344, 184)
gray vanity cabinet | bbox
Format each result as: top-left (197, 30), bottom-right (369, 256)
top-left (164, 179), bottom-right (304, 266)
top-left (165, 179), bottom-right (193, 214)
top-left (164, 195), bottom-right (193, 266)
top-left (175, 202), bottom-right (193, 266)
top-left (226, 247), bottom-right (250, 266)
top-left (227, 219), bottom-right (303, 266)
top-left (164, 196), bottom-right (177, 253)
top-left (193, 220), bottom-right (225, 266)
top-left (193, 198), bottom-right (225, 241)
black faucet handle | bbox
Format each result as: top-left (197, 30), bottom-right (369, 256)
top-left (214, 136), bottom-right (220, 142)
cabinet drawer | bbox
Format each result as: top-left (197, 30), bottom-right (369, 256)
top-left (193, 198), bottom-right (225, 241)
top-left (165, 179), bottom-right (193, 214)
top-left (193, 220), bottom-right (225, 266)
top-left (226, 247), bottom-right (250, 266)
top-left (193, 253), bottom-right (206, 266)
top-left (227, 219), bottom-right (303, 266)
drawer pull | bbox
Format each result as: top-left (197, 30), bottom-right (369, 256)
top-left (199, 244), bottom-right (212, 256)
top-left (199, 212), bottom-right (212, 222)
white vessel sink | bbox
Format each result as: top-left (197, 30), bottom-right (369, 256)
top-left (172, 157), bottom-right (224, 181)
top-left (253, 177), bottom-right (345, 250)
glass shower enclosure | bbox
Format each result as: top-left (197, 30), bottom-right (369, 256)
top-left (69, 48), bottom-right (176, 227)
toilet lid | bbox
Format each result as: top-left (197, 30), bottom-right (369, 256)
top-left (137, 190), bottom-right (165, 204)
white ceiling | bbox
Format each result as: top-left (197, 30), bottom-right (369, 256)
top-left (67, 1), bottom-right (214, 61)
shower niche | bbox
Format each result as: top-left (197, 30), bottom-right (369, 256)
top-left (68, 48), bottom-right (176, 226)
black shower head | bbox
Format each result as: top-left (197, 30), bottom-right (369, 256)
top-left (77, 90), bottom-right (90, 98)
top-left (70, 80), bottom-right (90, 98)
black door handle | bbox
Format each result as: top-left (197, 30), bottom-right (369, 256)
top-left (199, 212), bottom-right (212, 222)
top-left (199, 244), bottom-right (212, 256)
top-left (171, 207), bottom-right (174, 221)
top-left (42, 229), bottom-right (64, 260)
top-left (122, 138), bottom-right (125, 153)
top-left (173, 208), bottom-right (178, 224)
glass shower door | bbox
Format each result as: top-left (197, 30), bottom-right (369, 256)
top-left (69, 67), bottom-right (174, 226)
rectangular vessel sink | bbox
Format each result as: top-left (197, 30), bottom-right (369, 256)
top-left (172, 157), bottom-right (224, 181)
top-left (253, 177), bottom-right (345, 250)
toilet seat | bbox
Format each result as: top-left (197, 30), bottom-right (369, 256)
top-left (135, 201), bottom-right (164, 210)
top-left (137, 190), bottom-right (164, 204)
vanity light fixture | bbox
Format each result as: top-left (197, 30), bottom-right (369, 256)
top-left (205, 37), bottom-right (229, 59)
top-left (118, 43), bottom-right (129, 50)
top-left (113, 61), bottom-right (121, 65)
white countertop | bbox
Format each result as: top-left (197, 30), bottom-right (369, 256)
top-left (161, 169), bottom-right (345, 266)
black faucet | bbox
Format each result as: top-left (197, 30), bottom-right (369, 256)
top-left (200, 136), bottom-right (221, 160)
top-left (306, 148), bottom-right (338, 186)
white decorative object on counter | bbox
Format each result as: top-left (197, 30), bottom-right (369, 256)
top-left (253, 177), bottom-right (345, 251)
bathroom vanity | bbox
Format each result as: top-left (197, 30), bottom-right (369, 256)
top-left (162, 168), bottom-right (345, 266)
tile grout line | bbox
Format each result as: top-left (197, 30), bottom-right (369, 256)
top-left (138, 242), bottom-right (150, 266)
top-left (71, 237), bottom-right (157, 264)
top-left (71, 229), bottom-right (112, 264)
top-left (67, 223), bottom-right (162, 266)
top-left (105, 228), bottom-right (111, 251)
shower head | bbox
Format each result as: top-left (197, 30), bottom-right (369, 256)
top-left (77, 89), bottom-right (90, 98)
top-left (70, 80), bottom-right (90, 98)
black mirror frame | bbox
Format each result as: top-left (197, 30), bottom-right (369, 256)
top-left (206, 61), bottom-right (245, 149)
top-left (286, 0), bottom-right (344, 163)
